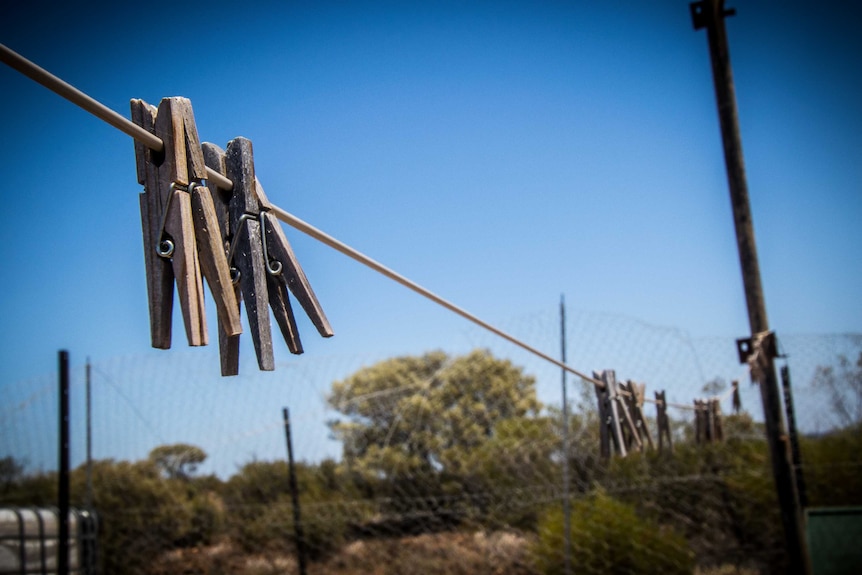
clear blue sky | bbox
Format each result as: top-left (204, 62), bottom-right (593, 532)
top-left (1, 1), bottom-right (860, 475)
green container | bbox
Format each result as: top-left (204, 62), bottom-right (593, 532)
top-left (806, 507), bottom-right (862, 575)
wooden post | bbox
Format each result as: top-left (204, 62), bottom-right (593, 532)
top-left (691, 2), bottom-right (810, 571)
top-left (283, 408), bottom-right (308, 575)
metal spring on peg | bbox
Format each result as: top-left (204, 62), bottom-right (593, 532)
top-left (155, 181), bottom-right (199, 258)
top-left (260, 211), bottom-right (283, 277)
top-left (227, 212), bottom-right (283, 284)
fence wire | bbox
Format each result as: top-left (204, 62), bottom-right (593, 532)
top-left (1, 310), bottom-right (860, 575)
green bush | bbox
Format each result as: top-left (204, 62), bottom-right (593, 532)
top-left (70, 459), bottom-right (197, 575)
top-left (223, 459), bottom-right (369, 560)
top-left (532, 491), bottom-right (694, 575)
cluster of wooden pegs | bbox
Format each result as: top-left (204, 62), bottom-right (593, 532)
top-left (591, 371), bottom-right (739, 458)
top-left (131, 97), bottom-right (333, 376)
top-left (593, 370), bottom-right (662, 458)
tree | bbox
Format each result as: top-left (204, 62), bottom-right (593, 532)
top-left (69, 459), bottom-right (199, 575)
top-left (812, 350), bottom-right (862, 427)
top-left (327, 350), bottom-right (541, 483)
top-left (0, 456), bottom-right (24, 493)
top-left (222, 459), bottom-right (368, 559)
top-left (149, 443), bottom-right (207, 480)
top-left (0, 457), bottom-right (54, 506)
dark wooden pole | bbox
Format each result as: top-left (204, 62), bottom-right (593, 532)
top-left (283, 408), bottom-right (308, 575)
top-left (58, 350), bottom-right (70, 575)
top-left (691, 2), bottom-right (810, 573)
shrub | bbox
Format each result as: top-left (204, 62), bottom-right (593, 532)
top-left (70, 459), bottom-right (196, 575)
top-left (532, 490), bottom-right (694, 575)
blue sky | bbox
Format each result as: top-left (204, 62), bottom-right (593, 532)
top-left (1, 1), bottom-right (860, 475)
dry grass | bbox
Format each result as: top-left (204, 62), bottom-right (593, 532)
top-left (694, 566), bottom-right (760, 575)
top-left (151, 530), bottom-right (534, 575)
top-left (153, 532), bottom-right (760, 574)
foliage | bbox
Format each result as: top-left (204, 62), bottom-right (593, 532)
top-left (0, 456), bottom-right (24, 492)
top-left (532, 490), bottom-right (694, 575)
top-left (802, 422), bottom-right (862, 507)
top-left (67, 458), bottom-right (200, 575)
top-left (222, 458), bottom-right (368, 560)
top-left (812, 350), bottom-right (862, 427)
top-left (149, 443), bottom-right (208, 480)
top-left (0, 461), bottom-right (55, 506)
top-left (0, 444), bottom-right (225, 575)
top-left (458, 415), bottom-right (560, 529)
top-left (328, 349), bottom-right (541, 484)
top-left (3, 341), bottom-right (862, 574)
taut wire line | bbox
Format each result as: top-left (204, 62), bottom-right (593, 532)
top-left (267, 204), bottom-right (601, 385)
top-left (0, 43), bottom-right (732, 409)
top-left (0, 42), bottom-right (604, 388)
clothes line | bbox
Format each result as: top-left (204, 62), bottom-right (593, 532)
top-left (0, 42), bottom-right (729, 410)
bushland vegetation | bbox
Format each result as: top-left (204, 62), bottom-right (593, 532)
top-left (2, 350), bottom-right (859, 574)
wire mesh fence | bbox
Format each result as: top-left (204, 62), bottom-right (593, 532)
top-left (1, 309), bottom-right (860, 574)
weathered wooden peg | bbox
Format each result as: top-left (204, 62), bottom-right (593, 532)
top-left (623, 380), bottom-right (654, 451)
top-left (655, 390), bottom-right (673, 453)
top-left (732, 380), bottom-right (741, 414)
top-left (180, 99), bottom-right (242, 343)
top-left (255, 179), bottom-right (334, 340)
top-left (133, 97), bottom-right (207, 348)
top-left (202, 142), bottom-right (242, 376)
top-left (594, 370), bottom-right (627, 458)
top-left (614, 380), bottom-right (643, 452)
top-left (202, 137), bottom-right (333, 374)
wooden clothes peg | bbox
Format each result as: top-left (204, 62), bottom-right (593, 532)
top-left (732, 380), bottom-right (741, 414)
top-left (593, 372), bottom-right (612, 460)
top-left (254, 178), bottom-right (334, 340)
top-left (203, 137), bottom-right (333, 374)
top-left (131, 97), bottom-right (240, 349)
top-left (624, 381), bottom-right (654, 451)
top-left (202, 142), bottom-right (242, 376)
top-left (225, 136), bottom-right (280, 371)
top-left (132, 100), bottom-right (173, 349)
top-left (617, 380), bottom-right (645, 452)
top-left (710, 398), bottom-right (724, 442)
top-left (180, 100), bottom-right (242, 345)
top-left (655, 390), bottom-right (673, 453)
top-left (694, 399), bottom-right (709, 444)
top-left (693, 400), bottom-right (702, 443)
top-left (594, 370), bottom-right (627, 458)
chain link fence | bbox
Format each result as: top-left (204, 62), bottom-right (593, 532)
top-left (1, 310), bottom-right (860, 574)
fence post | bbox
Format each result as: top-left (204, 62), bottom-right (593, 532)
top-left (559, 296), bottom-right (572, 575)
top-left (58, 350), bottom-right (70, 575)
top-left (283, 408), bottom-right (308, 575)
top-left (781, 365), bottom-right (808, 508)
top-left (86, 357), bottom-right (93, 510)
